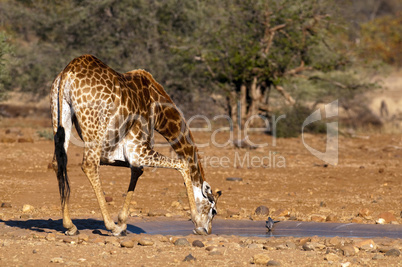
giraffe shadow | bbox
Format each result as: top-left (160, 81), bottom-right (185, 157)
top-left (0, 218), bottom-right (146, 235)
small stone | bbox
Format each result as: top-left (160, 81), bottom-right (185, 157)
top-left (205, 246), bottom-right (217, 251)
top-left (226, 208), bottom-right (240, 217)
top-left (255, 206), bottom-right (269, 215)
top-left (378, 168), bottom-right (384, 173)
top-left (50, 257), bottom-right (64, 263)
top-left (78, 234), bottom-right (89, 242)
top-left (120, 240), bottom-right (135, 248)
top-left (183, 254), bottom-right (196, 262)
top-left (275, 244), bottom-right (287, 250)
top-left (352, 217), bottom-right (364, 223)
top-left (267, 260), bottom-right (281, 266)
top-left (324, 253), bottom-right (340, 262)
top-left (355, 239), bottom-right (377, 251)
top-left (174, 238), bottom-right (190, 247)
top-left (45, 233), bottom-right (56, 241)
top-left (377, 212), bottom-right (397, 223)
top-left (249, 243), bottom-right (262, 249)
top-left (358, 208), bottom-right (371, 217)
top-left (1, 202), bottom-right (12, 208)
top-left (192, 240), bottom-right (205, 248)
top-left (376, 218), bottom-right (386, 224)
top-left (342, 245), bottom-right (359, 256)
top-left (252, 253), bottom-right (270, 265)
top-left (171, 201), bottom-right (181, 209)
top-left (63, 237), bottom-right (75, 244)
top-left (32, 249), bottom-right (38, 254)
top-left (285, 241), bottom-right (297, 249)
top-left (372, 254), bottom-right (385, 260)
top-left (328, 236), bottom-right (341, 247)
top-left (148, 210), bottom-right (168, 217)
top-left (138, 238), bottom-right (154, 246)
top-left (209, 249), bottom-right (223, 256)
top-left (302, 243), bottom-right (314, 251)
top-left (385, 248), bottom-right (400, 257)
top-left (326, 214), bottom-right (338, 222)
top-left (105, 196), bottom-right (113, 203)
top-left (226, 177), bottom-right (243, 182)
top-left (273, 209), bottom-right (290, 217)
top-left (310, 214), bottom-right (326, 222)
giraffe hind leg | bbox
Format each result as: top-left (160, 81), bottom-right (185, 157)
top-left (82, 145), bottom-right (125, 236)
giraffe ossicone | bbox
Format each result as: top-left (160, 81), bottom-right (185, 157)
top-left (50, 54), bottom-right (221, 236)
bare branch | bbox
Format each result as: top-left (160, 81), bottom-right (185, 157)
top-left (275, 85), bottom-right (296, 105)
top-left (284, 61), bottom-right (313, 76)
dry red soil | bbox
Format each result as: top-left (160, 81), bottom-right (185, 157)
top-left (0, 117), bottom-right (401, 266)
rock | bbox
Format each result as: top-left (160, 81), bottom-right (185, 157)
top-left (267, 260), bottom-right (281, 266)
top-left (138, 238), bottom-right (154, 246)
top-left (78, 234), bottom-right (89, 242)
top-left (372, 254), bottom-right (385, 260)
top-left (355, 239), bottom-right (377, 251)
top-left (148, 210), bottom-right (168, 217)
top-left (275, 244), bottom-right (287, 250)
top-left (376, 218), bottom-right (386, 224)
top-left (174, 238), bottom-right (190, 247)
top-left (1, 202), bottom-right (12, 208)
top-left (326, 214), bottom-right (338, 222)
top-left (385, 248), bottom-right (400, 257)
top-left (209, 249), bottom-right (223, 256)
top-left (358, 208), bottom-right (371, 217)
top-left (192, 240), bottom-right (204, 248)
top-left (105, 237), bottom-right (120, 247)
top-left (302, 242), bottom-right (325, 251)
top-left (105, 196), bottom-right (113, 203)
top-left (352, 217), bottom-right (364, 223)
top-left (183, 254), bottom-right (196, 262)
top-left (22, 204), bottom-right (34, 213)
top-left (324, 253), bottom-right (340, 262)
top-left (206, 246), bottom-right (217, 251)
top-left (171, 201), bottom-right (181, 209)
top-left (252, 253), bottom-right (270, 265)
top-left (18, 137), bottom-right (34, 143)
top-left (226, 208), bottom-right (240, 217)
top-left (45, 233), bottom-right (56, 241)
top-left (272, 209), bottom-right (290, 217)
top-left (377, 212), bottom-right (397, 223)
top-left (255, 206), bottom-right (269, 215)
top-left (342, 245), bottom-right (359, 256)
top-left (63, 237), bottom-right (76, 244)
top-left (310, 214), bottom-right (326, 222)
top-left (327, 236), bottom-right (341, 247)
top-left (50, 257), bottom-right (64, 263)
top-left (285, 241), bottom-right (297, 249)
top-left (32, 249), bottom-right (38, 254)
top-left (249, 243), bottom-right (262, 249)
top-left (120, 240), bottom-right (135, 248)
top-left (226, 177), bottom-right (243, 182)
top-left (378, 168), bottom-right (385, 173)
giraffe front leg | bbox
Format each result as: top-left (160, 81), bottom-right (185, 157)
top-left (117, 166), bottom-right (143, 234)
top-left (81, 148), bottom-right (125, 236)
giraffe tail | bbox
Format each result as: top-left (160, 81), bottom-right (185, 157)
top-left (54, 72), bottom-right (70, 205)
top-left (54, 126), bottom-right (70, 205)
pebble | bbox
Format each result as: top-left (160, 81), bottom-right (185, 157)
top-left (358, 208), bottom-right (371, 217)
top-left (209, 249), bottom-right (223, 256)
top-left (354, 239), bottom-right (377, 251)
top-left (385, 248), bottom-right (400, 257)
top-left (342, 245), bottom-right (359, 256)
top-left (226, 177), bottom-right (243, 182)
top-left (249, 243), bottom-right (262, 249)
top-left (352, 217), bottom-right (364, 223)
top-left (105, 196), bottom-right (113, 203)
top-left (226, 208), bottom-right (240, 217)
top-left (45, 233), bottom-right (56, 241)
top-left (326, 214), bottom-right (338, 222)
top-left (310, 214), bottom-right (326, 222)
top-left (22, 204), bottom-right (34, 213)
top-left (302, 242), bottom-right (325, 251)
top-left (377, 212), bottom-right (397, 223)
top-left (148, 210), bottom-right (168, 217)
top-left (120, 240), bottom-right (135, 248)
top-left (255, 206), bottom-right (269, 215)
top-left (174, 238), bottom-right (190, 247)
top-left (267, 260), bottom-right (281, 266)
top-left (183, 254), bottom-right (196, 262)
top-left (205, 246), bottom-right (217, 251)
top-left (324, 253), bottom-right (340, 262)
top-left (138, 238), bottom-right (154, 246)
top-left (1, 202), bottom-right (12, 208)
top-left (50, 257), bottom-right (64, 263)
top-left (272, 209), bottom-right (289, 217)
top-left (192, 240), bottom-right (205, 248)
top-left (78, 234), bottom-right (89, 242)
top-left (252, 253), bottom-right (270, 265)
top-left (372, 254), bottom-right (385, 260)
top-left (327, 236), bottom-right (342, 247)
top-left (286, 241), bottom-right (297, 249)
top-left (63, 237), bottom-right (76, 244)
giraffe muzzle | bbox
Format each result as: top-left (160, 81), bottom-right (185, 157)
top-left (193, 227), bottom-right (209, 235)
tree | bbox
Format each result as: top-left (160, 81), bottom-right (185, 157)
top-left (0, 32), bottom-right (12, 101)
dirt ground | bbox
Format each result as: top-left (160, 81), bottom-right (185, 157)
top-left (0, 116), bottom-right (401, 266)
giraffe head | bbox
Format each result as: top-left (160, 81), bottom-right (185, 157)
top-left (192, 181), bottom-right (222, 235)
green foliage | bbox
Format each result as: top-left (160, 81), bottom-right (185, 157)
top-left (0, 32), bottom-right (12, 101)
top-left (274, 105), bottom-right (326, 138)
top-left (37, 129), bottom-right (53, 140)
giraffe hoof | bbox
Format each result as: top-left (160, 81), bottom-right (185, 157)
top-left (112, 229), bottom-right (127, 237)
top-left (65, 229), bottom-right (79, 236)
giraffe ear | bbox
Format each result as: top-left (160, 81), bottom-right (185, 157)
top-left (214, 190), bottom-right (222, 204)
top-left (202, 181), bottom-right (212, 198)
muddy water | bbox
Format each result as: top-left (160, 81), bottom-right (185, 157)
top-left (128, 219), bottom-right (402, 239)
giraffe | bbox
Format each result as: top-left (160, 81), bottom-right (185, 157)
top-left (50, 54), bottom-right (221, 236)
